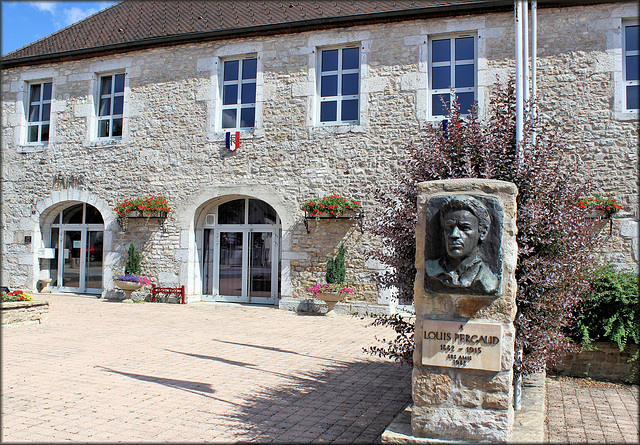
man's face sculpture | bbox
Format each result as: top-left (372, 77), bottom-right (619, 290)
top-left (442, 209), bottom-right (480, 260)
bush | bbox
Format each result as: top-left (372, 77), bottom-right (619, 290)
top-left (124, 243), bottom-right (141, 276)
top-left (326, 243), bottom-right (346, 285)
top-left (574, 264), bottom-right (639, 352)
top-left (365, 79), bottom-right (599, 375)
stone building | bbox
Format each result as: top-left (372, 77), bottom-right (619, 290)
top-left (1, 0), bottom-right (637, 310)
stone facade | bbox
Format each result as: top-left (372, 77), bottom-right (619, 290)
top-left (1, 3), bottom-right (638, 306)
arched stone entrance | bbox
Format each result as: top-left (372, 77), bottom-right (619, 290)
top-left (33, 191), bottom-right (116, 295)
top-left (197, 197), bottom-right (281, 304)
top-left (42, 203), bottom-right (104, 293)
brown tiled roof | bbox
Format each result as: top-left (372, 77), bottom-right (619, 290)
top-left (0, 0), bottom-right (610, 68)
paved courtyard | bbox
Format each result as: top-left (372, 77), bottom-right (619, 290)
top-left (2, 294), bottom-right (411, 443)
top-left (2, 293), bottom-right (639, 443)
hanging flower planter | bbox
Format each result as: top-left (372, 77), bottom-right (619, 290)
top-left (114, 195), bottom-right (171, 230)
top-left (301, 194), bottom-right (363, 233)
top-left (577, 195), bottom-right (622, 236)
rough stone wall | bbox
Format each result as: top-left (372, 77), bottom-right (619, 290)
top-left (1, 301), bottom-right (50, 325)
top-left (1, 3), bottom-right (638, 299)
top-left (552, 342), bottom-right (639, 384)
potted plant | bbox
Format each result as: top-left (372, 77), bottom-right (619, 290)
top-left (113, 243), bottom-right (152, 302)
top-left (308, 243), bottom-right (354, 315)
top-left (114, 194), bottom-right (171, 230)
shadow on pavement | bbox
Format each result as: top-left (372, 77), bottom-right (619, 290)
top-left (95, 365), bottom-right (244, 406)
top-left (220, 359), bottom-right (412, 443)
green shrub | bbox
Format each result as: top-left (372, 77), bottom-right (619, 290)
top-left (575, 264), bottom-right (639, 352)
top-left (124, 243), bottom-right (141, 276)
top-left (326, 243), bottom-right (346, 285)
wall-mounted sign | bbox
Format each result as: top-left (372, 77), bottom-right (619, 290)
top-left (36, 248), bottom-right (55, 259)
top-left (422, 320), bottom-right (503, 372)
top-left (52, 173), bottom-right (85, 190)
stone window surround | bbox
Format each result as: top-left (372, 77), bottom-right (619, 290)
top-left (96, 72), bottom-right (125, 139)
top-left (26, 80), bottom-right (52, 144)
top-left (427, 33), bottom-right (478, 119)
top-left (611, 16), bottom-right (638, 121)
top-left (316, 43), bottom-right (362, 126)
top-left (220, 56), bottom-right (258, 131)
top-left (83, 58), bottom-right (133, 148)
top-left (306, 31), bottom-right (370, 136)
top-left (14, 68), bottom-right (55, 154)
top-left (622, 20), bottom-right (638, 112)
top-left (414, 18), bottom-right (488, 126)
top-left (203, 42), bottom-right (266, 143)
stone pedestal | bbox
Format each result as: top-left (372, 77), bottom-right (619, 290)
top-left (412, 179), bottom-right (518, 443)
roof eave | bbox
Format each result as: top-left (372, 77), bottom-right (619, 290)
top-left (2, 1), bottom-right (515, 69)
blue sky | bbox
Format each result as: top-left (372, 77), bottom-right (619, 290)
top-left (2, 1), bottom-right (117, 55)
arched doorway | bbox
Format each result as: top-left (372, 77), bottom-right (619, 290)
top-left (201, 197), bottom-right (281, 304)
top-left (47, 203), bottom-right (104, 294)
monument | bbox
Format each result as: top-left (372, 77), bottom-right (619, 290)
top-left (413, 179), bottom-right (518, 443)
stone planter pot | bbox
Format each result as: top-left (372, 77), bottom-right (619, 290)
top-left (316, 291), bottom-right (345, 315)
top-left (114, 280), bottom-right (143, 302)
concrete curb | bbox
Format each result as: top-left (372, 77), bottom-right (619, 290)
top-left (381, 371), bottom-right (546, 444)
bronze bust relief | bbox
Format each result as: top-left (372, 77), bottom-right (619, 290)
top-left (424, 195), bottom-right (502, 295)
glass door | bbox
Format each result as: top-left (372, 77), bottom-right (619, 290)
top-left (85, 230), bottom-right (103, 292)
top-left (60, 230), bottom-right (83, 292)
top-left (48, 203), bottom-right (104, 294)
top-left (201, 198), bottom-right (280, 304)
top-left (218, 231), bottom-right (245, 301)
top-left (249, 231), bottom-right (277, 304)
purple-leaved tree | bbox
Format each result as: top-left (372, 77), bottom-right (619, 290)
top-left (365, 79), bottom-right (599, 376)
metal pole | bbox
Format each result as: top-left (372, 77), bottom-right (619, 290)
top-left (523, 0), bottom-right (529, 111)
top-left (531, 0), bottom-right (537, 145)
top-left (514, 346), bottom-right (523, 410)
top-left (515, 0), bottom-right (524, 164)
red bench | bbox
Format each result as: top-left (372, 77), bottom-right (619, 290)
top-left (151, 285), bottom-right (185, 304)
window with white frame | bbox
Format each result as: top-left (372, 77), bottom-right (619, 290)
top-left (221, 57), bottom-right (257, 130)
top-left (429, 35), bottom-right (476, 117)
top-left (623, 22), bottom-right (638, 111)
top-left (27, 81), bottom-right (52, 143)
top-left (97, 72), bottom-right (124, 138)
top-left (319, 46), bottom-right (360, 124)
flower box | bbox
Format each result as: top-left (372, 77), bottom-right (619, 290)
top-left (114, 195), bottom-right (171, 230)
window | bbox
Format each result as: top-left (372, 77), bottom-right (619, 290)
top-left (27, 81), bottom-right (52, 143)
top-left (221, 57), bottom-right (257, 130)
top-left (430, 35), bottom-right (476, 117)
top-left (97, 73), bottom-right (124, 138)
top-left (623, 23), bottom-right (639, 110)
top-left (319, 46), bottom-right (360, 124)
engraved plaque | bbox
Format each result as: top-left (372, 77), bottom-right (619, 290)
top-left (422, 320), bottom-right (503, 371)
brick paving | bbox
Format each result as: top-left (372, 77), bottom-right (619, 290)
top-left (3, 294), bottom-right (640, 444)
top-left (2, 294), bottom-right (411, 443)
top-left (546, 375), bottom-right (639, 444)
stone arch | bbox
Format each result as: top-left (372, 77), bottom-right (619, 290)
top-left (178, 184), bottom-right (298, 301)
top-left (32, 190), bottom-right (117, 294)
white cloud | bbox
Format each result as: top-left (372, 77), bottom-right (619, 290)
top-left (29, 2), bottom-right (57, 14)
top-left (62, 6), bottom-right (101, 26)
top-left (28, 2), bottom-right (116, 30)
